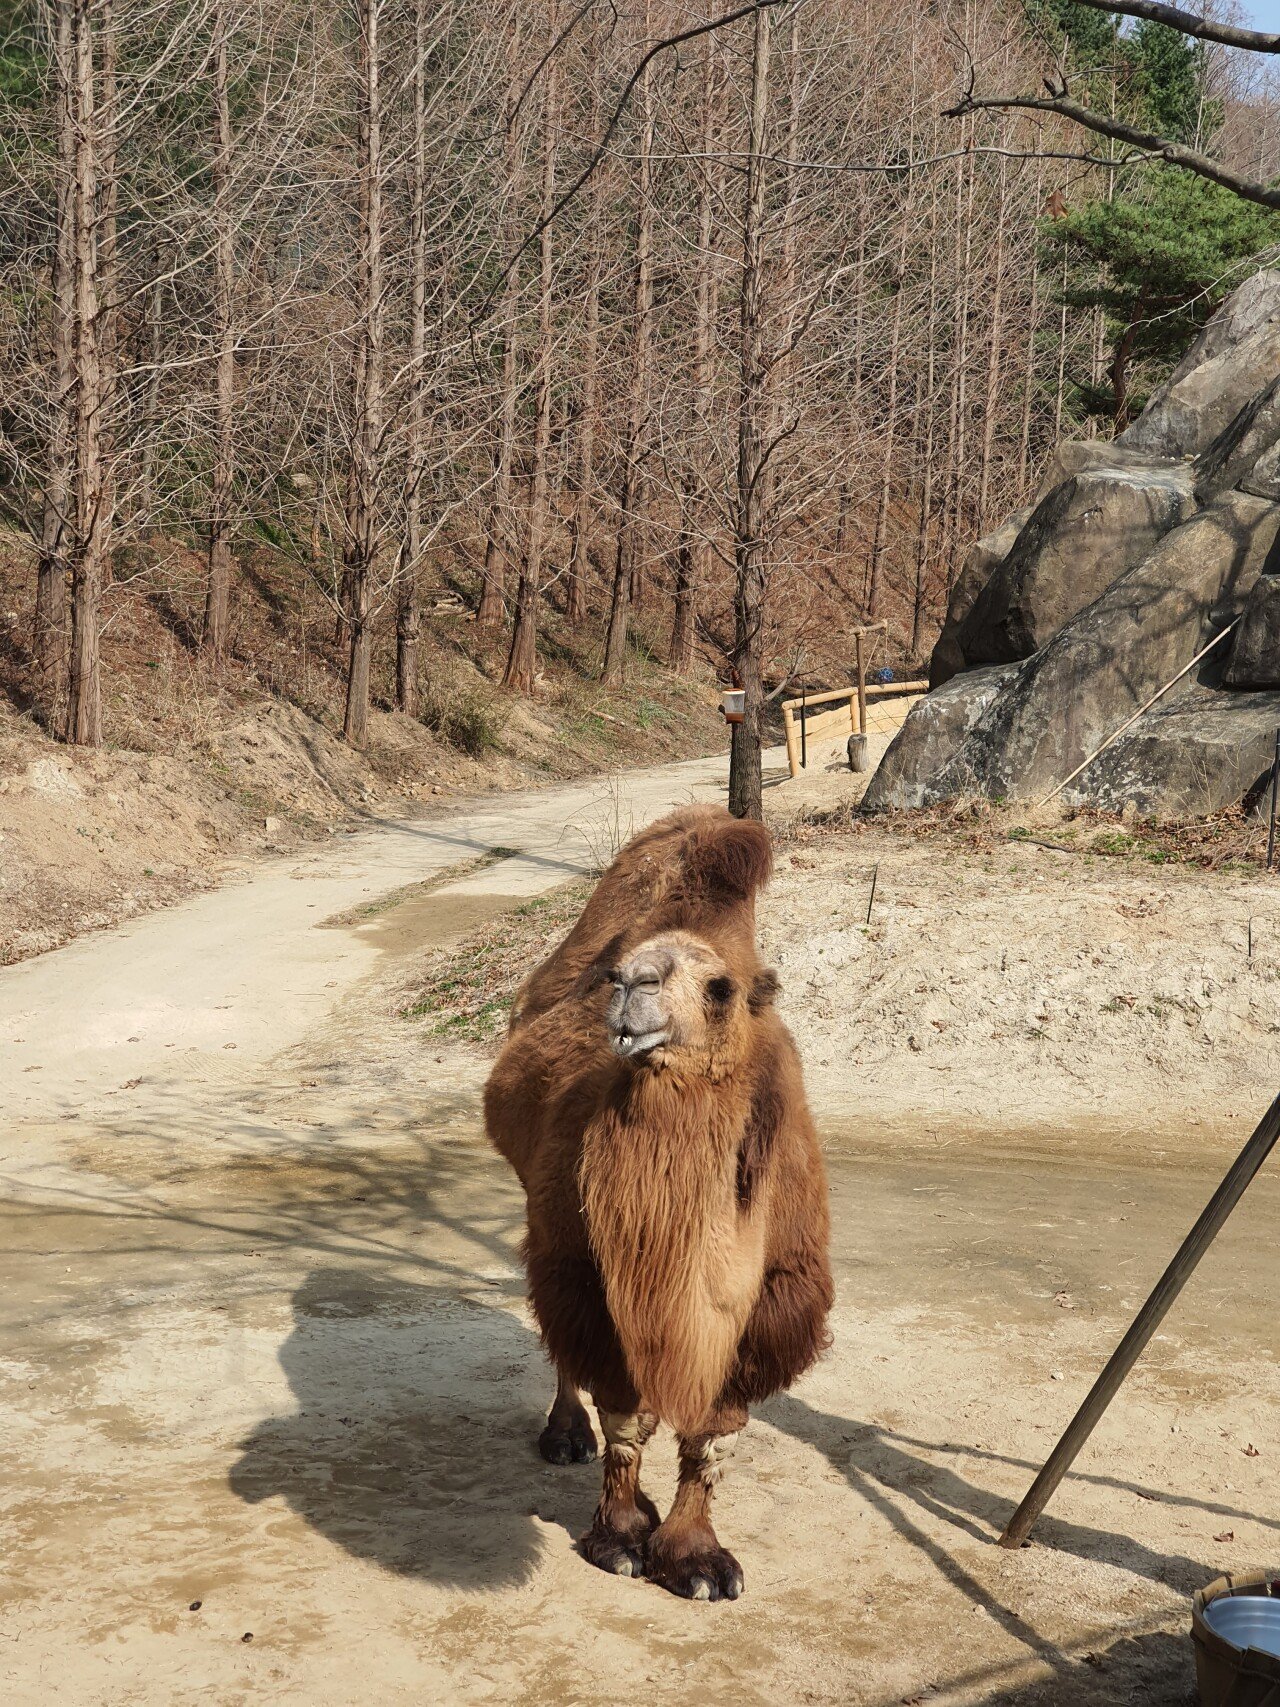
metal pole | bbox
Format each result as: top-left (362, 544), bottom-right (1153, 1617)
top-left (1000, 1089), bottom-right (1280, 1550)
top-left (801, 684), bottom-right (807, 770)
top-left (1267, 728), bottom-right (1280, 872)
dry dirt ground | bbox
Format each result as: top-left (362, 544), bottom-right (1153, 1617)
top-left (3, 744), bottom-right (1279, 1706)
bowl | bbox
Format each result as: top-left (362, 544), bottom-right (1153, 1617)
top-left (1203, 1592), bottom-right (1280, 1660)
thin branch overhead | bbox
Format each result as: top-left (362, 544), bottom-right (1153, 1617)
top-left (947, 89), bottom-right (1280, 211)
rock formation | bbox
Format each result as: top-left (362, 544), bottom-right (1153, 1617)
top-left (868, 269), bottom-right (1280, 819)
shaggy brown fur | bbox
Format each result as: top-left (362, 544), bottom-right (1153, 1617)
top-left (484, 805), bottom-right (832, 1600)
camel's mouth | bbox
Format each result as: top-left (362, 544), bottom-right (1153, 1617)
top-left (611, 1028), bottom-right (668, 1061)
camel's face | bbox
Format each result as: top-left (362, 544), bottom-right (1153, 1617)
top-left (605, 931), bottom-right (768, 1072)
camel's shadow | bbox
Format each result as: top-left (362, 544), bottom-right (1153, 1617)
top-left (229, 1266), bottom-right (573, 1590)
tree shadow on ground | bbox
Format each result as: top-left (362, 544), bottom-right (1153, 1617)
top-left (229, 1265), bottom-right (558, 1591)
top-left (766, 1392), bottom-right (1208, 1704)
top-left (974, 1629), bottom-right (1196, 1706)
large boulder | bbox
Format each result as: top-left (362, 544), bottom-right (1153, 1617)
top-left (870, 492), bottom-right (1280, 813)
top-left (980, 492), bottom-right (1279, 800)
top-left (1225, 574), bottom-right (1280, 687)
top-left (957, 464), bottom-right (1195, 666)
top-left (1242, 439), bottom-right (1280, 502)
top-left (1034, 437), bottom-right (1182, 502)
top-left (1120, 270), bottom-right (1280, 458)
top-left (862, 664), bottom-right (1018, 811)
top-left (1075, 686), bottom-right (1280, 818)
top-left (928, 511), bottom-right (1027, 689)
top-left (1193, 375), bottom-right (1280, 503)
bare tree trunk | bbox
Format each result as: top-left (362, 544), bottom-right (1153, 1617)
top-left (95, 0), bottom-right (118, 579)
top-left (566, 14), bottom-right (602, 628)
top-left (1017, 147), bottom-right (1045, 495)
top-left (504, 0), bottom-right (558, 693)
top-left (136, 260), bottom-right (164, 520)
top-left (35, 0), bottom-right (74, 729)
top-left (343, 0), bottom-right (384, 749)
top-left (601, 0), bottom-right (655, 685)
top-left (204, 0), bottom-right (234, 664)
top-left (912, 169), bottom-right (940, 659)
top-left (728, 3), bottom-right (770, 822)
top-left (478, 44), bottom-right (522, 631)
top-left (867, 213), bottom-right (909, 621)
top-left (66, 0), bottom-right (107, 747)
top-left (976, 143), bottom-right (1009, 531)
top-left (397, 0), bottom-right (430, 717)
top-left (671, 33), bottom-right (722, 673)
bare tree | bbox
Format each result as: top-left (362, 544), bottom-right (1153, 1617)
top-left (601, 0), bottom-right (656, 687)
top-left (504, 0), bottom-right (560, 693)
top-left (342, 0), bottom-right (386, 748)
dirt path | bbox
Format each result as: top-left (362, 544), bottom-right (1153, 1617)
top-left (3, 749), bottom-right (1278, 1705)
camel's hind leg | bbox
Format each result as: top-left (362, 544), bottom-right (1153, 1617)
top-left (539, 1363), bottom-right (599, 1465)
top-left (578, 1408), bottom-right (660, 1577)
top-left (647, 1403), bottom-right (748, 1602)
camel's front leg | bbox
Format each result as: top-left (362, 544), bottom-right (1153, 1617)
top-left (539, 1362), bottom-right (599, 1465)
top-left (578, 1408), bottom-right (660, 1577)
top-left (646, 1403), bottom-right (748, 1602)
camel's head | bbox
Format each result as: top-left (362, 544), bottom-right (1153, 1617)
top-left (603, 930), bottom-right (778, 1075)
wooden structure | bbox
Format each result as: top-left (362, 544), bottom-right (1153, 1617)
top-left (781, 678), bottom-right (926, 778)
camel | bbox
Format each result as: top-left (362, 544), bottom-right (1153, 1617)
top-left (484, 805), bottom-right (832, 1601)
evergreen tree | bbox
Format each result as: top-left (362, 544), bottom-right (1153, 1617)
top-left (1030, 1), bottom-right (1272, 429)
top-left (1044, 171), bottom-right (1280, 426)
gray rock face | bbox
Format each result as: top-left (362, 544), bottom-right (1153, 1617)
top-left (1120, 269), bottom-right (1280, 458)
top-left (1073, 686), bottom-right (1280, 818)
top-left (979, 493), bottom-right (1278, 800)
top-left (957, 465), bottom-right (1195, 666)
top-left (928, 511), bottom-right (1027, 690)
top-left (1242, 438), bottom-right (1280, 502)
top-left (871, 492), bottom-right (1280, 815)
top-left (1225, 574), bottom-right (1280, 687)
top-left (1193, 375), bottom-right (1280, 503)
top-left (870, 272), bottom-right (1280, 823)
top-left (1033, 437), bottom-right (1182, 503)
top-left (862, 665), bottom-right (1018, 811)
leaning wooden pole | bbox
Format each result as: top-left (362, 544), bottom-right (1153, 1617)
top-left (1001, 1089), bottom-right (1280, 1549)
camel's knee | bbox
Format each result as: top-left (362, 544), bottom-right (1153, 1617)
top-left (597, 1408), bottom-right (658, 1462)
top-left (689, 1430), bottom-right (739, 1488)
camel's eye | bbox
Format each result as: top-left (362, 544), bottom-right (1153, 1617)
top-left (706, 975), bottom-right (734, 1007)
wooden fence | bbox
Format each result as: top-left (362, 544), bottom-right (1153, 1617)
top-left (780, 680), bottom-right (927, 778)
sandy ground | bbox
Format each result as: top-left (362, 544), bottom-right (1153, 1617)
top-left (3, 741), bottom-right (1279, 1705)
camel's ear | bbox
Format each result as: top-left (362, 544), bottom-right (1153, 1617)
top-left (748, 968), bottom-right (780, 1013)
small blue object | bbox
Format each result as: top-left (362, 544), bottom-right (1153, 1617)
top-left (877, 666), bottom-right (894, 684)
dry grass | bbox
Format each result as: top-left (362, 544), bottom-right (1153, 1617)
top-left (787, 794), bottom-right (1279, 874)
top-left (399, 880), bottom-right (593, 1042)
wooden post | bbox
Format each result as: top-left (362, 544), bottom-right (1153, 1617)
top-left (855, 631), bottom-right (866, 736)
top-left (800, 683), bottom-right (807, 769)
top-left (1267, 727), bottom-right (1280, 872)
top-left (1000, 1088), bottom-right (1280, 1550)
top-left (783, 703), bottom-right (800, 778)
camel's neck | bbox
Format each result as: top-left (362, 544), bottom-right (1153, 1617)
top-left (579, 1068), bottom-right (762, 1433)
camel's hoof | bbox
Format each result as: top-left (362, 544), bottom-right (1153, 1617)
top-left (649, 1545), bottom-right (744, 1603)
top-left (539, 1419), bottom-right (598, 1465)
top-left (578, 1524), bottom-right (647, 1579)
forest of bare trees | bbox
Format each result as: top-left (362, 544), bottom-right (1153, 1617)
top-left (2, 0), bottom-right (1278, 810)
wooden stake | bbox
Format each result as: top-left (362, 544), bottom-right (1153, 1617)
top-left (1267, 727), bottom-right (1280, 872)
top-left (855, 631), bottom-right (867, 736)
top-left (1000, 1088), bottom-right (1280, 1549)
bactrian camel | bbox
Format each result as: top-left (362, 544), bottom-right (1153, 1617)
top-left (484, 805), bottom-right (832, 1601)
